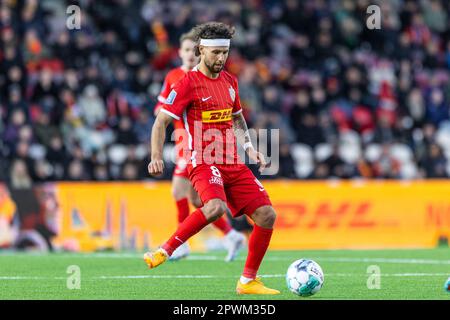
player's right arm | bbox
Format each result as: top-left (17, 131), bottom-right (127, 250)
top-left (154, 71), bottom-right (175, 116)
top-left (148, 74), bottom-right (191, 176)
top-left (148, 111), bottom-right (172, 176)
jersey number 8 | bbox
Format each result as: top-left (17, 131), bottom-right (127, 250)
top-left (210, 166), bottom-right (221, 178)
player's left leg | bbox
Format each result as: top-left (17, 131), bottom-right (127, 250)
top-left (236, 205), bottom-right (279, 294)
top-left (222, 165), bottom-right (280, 294)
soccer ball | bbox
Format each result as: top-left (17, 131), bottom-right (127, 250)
top-left (286, 259), bottom-right (324, 297)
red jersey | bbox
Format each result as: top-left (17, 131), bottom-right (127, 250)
top-left (161, 66), bottom-right (243, 166)
top-left (155, 67), bottom-right (186, 131)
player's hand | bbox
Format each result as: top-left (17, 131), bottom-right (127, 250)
top-left (247, 148), bottom-right (267, 173)
top-left (148, 159), bottom-right (164, 176)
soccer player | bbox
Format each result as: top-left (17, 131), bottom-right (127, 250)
top-left (154, 30), bottom-right (245, 261)
top-left (145, 22), bottom-right (280, 295)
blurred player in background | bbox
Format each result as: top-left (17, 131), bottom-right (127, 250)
top-left (146, 22), bottom-right (280, 295)
top-left (154, 30), bottom-right (245, 261)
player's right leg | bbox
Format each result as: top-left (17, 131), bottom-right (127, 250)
top-left (144, 164), bottom-right (229, 269)
top-left (144, 198), bottom-right (227, 269)
top-left (188, 184), bottom-right (246, 262)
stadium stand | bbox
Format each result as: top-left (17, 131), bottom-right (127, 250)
top-left (1, 0), bottom-right (450, 182)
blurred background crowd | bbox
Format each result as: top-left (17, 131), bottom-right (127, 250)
top-left (1, 0), bottom-right (450, 184)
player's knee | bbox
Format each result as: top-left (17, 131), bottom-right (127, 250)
top-left (202, 199), bottom-right (226, 221)
top-left (188, 192), bottom-right (203, 208)
top-left (192, 198), bottom-right (203, 209)
top-left (254, 206), bottom-right (276, 228)
top-left (262, 208), bottom-right (276, 227)
top-left (171, 186), bottom-right (184, 200)
top-left (171, 182), bottom-right (188, 200)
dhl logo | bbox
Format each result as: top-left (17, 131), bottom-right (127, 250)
top-left (201, 108), bottom-right (232, 123)
top-left (274, 202), bottom-right (377, 229)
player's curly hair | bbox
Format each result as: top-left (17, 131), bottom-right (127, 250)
top-left (191, 22), bottom-right (235, 56)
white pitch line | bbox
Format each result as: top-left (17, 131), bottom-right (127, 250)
top-left (0, 276), bottom-right (46, 280)
top-left (95, 273), bottom-right (450, 279)
top-left (187, 256), bottom-right (450, 265)
top-left (307, 257), bottom-right (450, 265)
top-left (1, 253), bottom-right (450, 265)
top-left (0, 276), bottom-right (66, 280)
top-left (97, 275), bottom-right (215, 279)
top-left (0, 273), bottom-right (448, 281)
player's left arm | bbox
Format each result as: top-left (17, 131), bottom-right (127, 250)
top-left (232, 112), bottom-right (267, 173)
top-left (231, 76), bottom-right (267, 172)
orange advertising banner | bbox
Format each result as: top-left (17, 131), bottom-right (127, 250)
top-left (2, 181), bottom-right (450, 251)
top-left (265, 180), bottom-right (450, 249)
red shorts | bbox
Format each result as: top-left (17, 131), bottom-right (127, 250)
top-left (188, 163), bottom-right (272, 217)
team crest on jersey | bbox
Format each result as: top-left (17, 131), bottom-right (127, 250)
top-left (229, 86), bottom-right (235, 102)
top-left (165, 89), bottom-right (177, 104)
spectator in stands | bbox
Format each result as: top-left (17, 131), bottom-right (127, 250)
top-left (371, 144), bottom-right (401, 179)
top-left (66, 160), bottom-right (89, 181)
top-left (30, 68), bottom-right (59, 114)
top-left (322, 144), bottom-right (348, 179)
top-left (116, 117), bottom-right (138, 145)
top-left (3, 109), bottom-right (27, 151)
top-left (425, 87), bottom-right (449, 126)
top-left (32, 160), bottom-right (53, 182)
top-left (77, 84), bottom-right (106, 128)
top-left (93, 164), bottom-right (110, 181)
top-left (290, 89), bottom-right (325, 146)
top-left (6, 85), bottom-right (29, 120)
top-left (33, 112), bottom-right (59, 148)
top-left (9, 159), bottom-right (33, 189)
top-left (122, 162), bottom-right (139, 180)
top-left (277, 144), bottom-right (296, 179)
top-left (46, 135), bottom-right (67, 180)
top-left (420, 143), bottom-right (448, 178)
top-left (133, 108), bottom-right (153, 144)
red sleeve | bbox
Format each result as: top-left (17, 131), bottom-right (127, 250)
top-left (231, 77), bottom-right (242, 115)
top-left (154, 76), bottom-right (171, 115)
top-left (160, 74), bottom-right (191, 120)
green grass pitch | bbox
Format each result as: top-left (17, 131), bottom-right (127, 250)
top-left (0, 248), bottom-right (449, 300)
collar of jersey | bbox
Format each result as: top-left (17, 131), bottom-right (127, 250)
top-left (193, 65), bottom-right (222, 81)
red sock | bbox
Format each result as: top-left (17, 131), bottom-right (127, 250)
top-left (212, 216), bottom-right (232, 235)
top-left (242, 225), bottom-right (273, 279)
top-left (162, 209), bottom-right (208, 256)
top-left (176, 198), bottom-right (190, 224)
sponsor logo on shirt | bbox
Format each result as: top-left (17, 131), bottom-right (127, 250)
top-left (229, 86), bottom-right (235, 102)
top-left (201, 108), bottom-right (232, 123)
top-left (165, 89), bottom-right (177, 104)
top-left (209, 176), bottom-right (223, 186)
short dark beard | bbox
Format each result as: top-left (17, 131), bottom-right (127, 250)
top-left (205, 60), bottom-right (223, 74)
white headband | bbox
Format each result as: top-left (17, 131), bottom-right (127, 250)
top-left (199, 38), bottom-right (230, 47)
